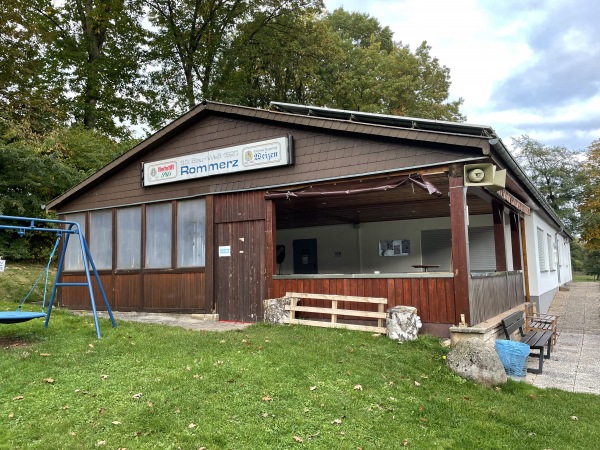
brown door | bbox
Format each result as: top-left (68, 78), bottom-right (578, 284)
top-left (215, 219), bottom-right (266, 322)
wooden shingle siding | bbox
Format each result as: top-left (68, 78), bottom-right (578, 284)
top-left (58, 114), bottom-right (481, 213)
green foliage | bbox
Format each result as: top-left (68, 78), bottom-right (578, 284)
top-left (512, 135), bottom-right (585, 234)
top-left (584, 250), bottom-right (600, 280)
top-left (214, 8), bottom-right (464, 121)
top-left (1, 284), bottom-right (600, 448)
top-left (580, 139), bottom-right (600, 250)
top-left (0, 121), bottom-right (135, 260)
top-left (570, 240), bottom-right (586, 272)
top-left (2, 0), bottom-right (158, 137)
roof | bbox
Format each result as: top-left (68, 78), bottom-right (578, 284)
top-left (43, 101), bottom-right (571, 238)
top-left (270, 102), bottom-right (498, 139)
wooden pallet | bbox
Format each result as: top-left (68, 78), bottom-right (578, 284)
top-left (284, 292), bottom-right (387, 334)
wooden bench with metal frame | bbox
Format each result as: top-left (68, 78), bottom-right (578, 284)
top-left (500, 311), bottom-right (553, 375)
top-left (524, 303), bottom-right (559, 349)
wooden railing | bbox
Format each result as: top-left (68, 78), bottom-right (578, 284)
top-left (285, 292), bottom-right (387, 334)
top-left (469, 271), bottom-right (525, 325)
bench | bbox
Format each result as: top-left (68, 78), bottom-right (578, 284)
top-left (500, 311), bottom-right (553, 374)
top-left (524, 303), bottom-right (559, 349)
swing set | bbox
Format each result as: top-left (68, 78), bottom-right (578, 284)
top-left (0, 215), bottom-right (116, 338)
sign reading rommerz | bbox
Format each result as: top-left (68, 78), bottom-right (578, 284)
top-left (143, 136), bottom-right (291, 186)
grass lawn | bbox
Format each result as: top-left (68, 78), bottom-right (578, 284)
top-left (1, 266), bottom-right (600, 449)
top-left (572, 272), bottom-right (597, 282)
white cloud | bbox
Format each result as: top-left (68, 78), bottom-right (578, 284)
top-left (323, 0), bottom-right (600, 149)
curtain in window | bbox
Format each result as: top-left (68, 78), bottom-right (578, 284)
top-left (177, 199), bottom-right (206, 267)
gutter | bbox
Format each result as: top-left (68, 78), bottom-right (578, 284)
top-left (489, 138), bottom-right (573, 240)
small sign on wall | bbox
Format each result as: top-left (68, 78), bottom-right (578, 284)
top-left (218, 246), bottom-right (231, 257)
top-left (379, 240), bottom-right (410, 256)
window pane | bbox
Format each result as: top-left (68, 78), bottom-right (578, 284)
top-left (146, 203), bottom-right (172, 268)
top-left (117, 207), bottom-right (141, 269)
top-left (90, 210), bottom-right (112, 270)
top-left (64, 213), bottom-right (86, 271)
top-left (537, 228), bottom-right (546, 271)
top-left (177, 199), bottom-right (206, 267)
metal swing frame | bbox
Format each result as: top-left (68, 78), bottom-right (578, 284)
top-left (0, 215), bottom-right (116, 338)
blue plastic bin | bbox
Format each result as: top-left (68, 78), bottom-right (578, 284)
top-left (495, 339), bottom-right (530, 377)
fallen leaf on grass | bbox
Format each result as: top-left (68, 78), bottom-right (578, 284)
top-left (132, 393), bottom-right (143, 400)
top-left (96, 441), bottom-right (106, 447)
top-left (112, 421), bottom-right (121, 425)
top-left (261, 413), bottom-right (269, 418)
top-left (89, 344), bottom-right (94, 349)
top-left (214, 360), bottom-right (224, 366)
top-left (39, 353), bottom-right (50, 357)
top-left (419, 417), bottom-right (428, 423)
top-left (193, 374), bottom-right (203, 379)
top-left (310, 386), bottom-right (317, 391)
top-left (331, 418), bottom-right (342, 425)
top-left (100, 375), bottom-right (109, 381)
top-left (293, 436), bottom-right (303, 442)
top-left (528, 394), bottom-right (537, 400)
top-left (12, 396), bottom-right (24, 401)
top-left (571, 416), bottom-right (578, 421)
top-left (189, 423), bottom-right (197, 429)
top-left (402, 439), bottom-right (410, 447)
top-left (262, 396), bottom-right (272, 402)
top-left (414, 381), bottom-right (421, 387)
top-left (69, 432), bottom-right (76, 436)
top-left (99, 408), bottom-right (107, 414)
top-left (353, 384), bottom-right (363, 391)
top-left (307, 431), bottom-right (320, 440)
top-left (43, 378), bottom-right (55, 384)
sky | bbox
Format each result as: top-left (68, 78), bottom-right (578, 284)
top-left (323, 0), bottom-right (599, 151)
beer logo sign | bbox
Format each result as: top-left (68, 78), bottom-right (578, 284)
top-left (147, 160), bottom-right (177, 183)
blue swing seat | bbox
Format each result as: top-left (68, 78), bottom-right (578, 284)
top-left (0, 311), bottom-right (47, 324)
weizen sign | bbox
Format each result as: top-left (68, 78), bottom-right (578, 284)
top-left (143, 136), bottom-right (291, 186)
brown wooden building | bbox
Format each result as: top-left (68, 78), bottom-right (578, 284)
top-left (46, 101), bottom-right (571, 337)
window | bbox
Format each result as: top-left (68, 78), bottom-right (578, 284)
top-left (177, 199), bottom-right (206, 267)
top-left (421, 229), bottom-right (452, 271)
top-left (90, 210), bottom-right (112, 270)
top-left (537, 228), bottom-right (547, 271)
top-left (547, 234), bottom-right (556, 271)
top-left (145, 203), bottom-right (172, 268)
top-left (469, 226), bottom-right (496, 272)
top-left (64, 212), bottom-right (86, 271)
top-left (117, 207), bottom-right (141, 269)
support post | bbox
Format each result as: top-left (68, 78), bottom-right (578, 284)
top-left (205, 195), bottom-right (215, 312)
top-left (520, 216), bottom-right (531, 301)
top-left (449, 165), bottom-right (471, 325)
top-left (492, 200), bottom-right (507, 271)
top-left (265, 199), bottom-right (276, 299)
top-left (509, 212), bottom-right (523, 270)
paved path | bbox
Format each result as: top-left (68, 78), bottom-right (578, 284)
top-left (79, 310), bottom-right (252, 332)
top-left (525, 282), bottom-right (600, 394)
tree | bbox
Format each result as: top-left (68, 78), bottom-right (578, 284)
top-left (213, 8), bottom-right (464, 121)
top-left (145, 0), bottom-right (323, 116)
top-left (580, 138), bottom-right (600, 250)
top-left (512, 135), bottom-right (585, 233)
top-left (584, 250), bottom-right (600, 280)
top-left (2, 0), bottom-right (158, 137)
top-left (0, 0), bottom-right (66, 134)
